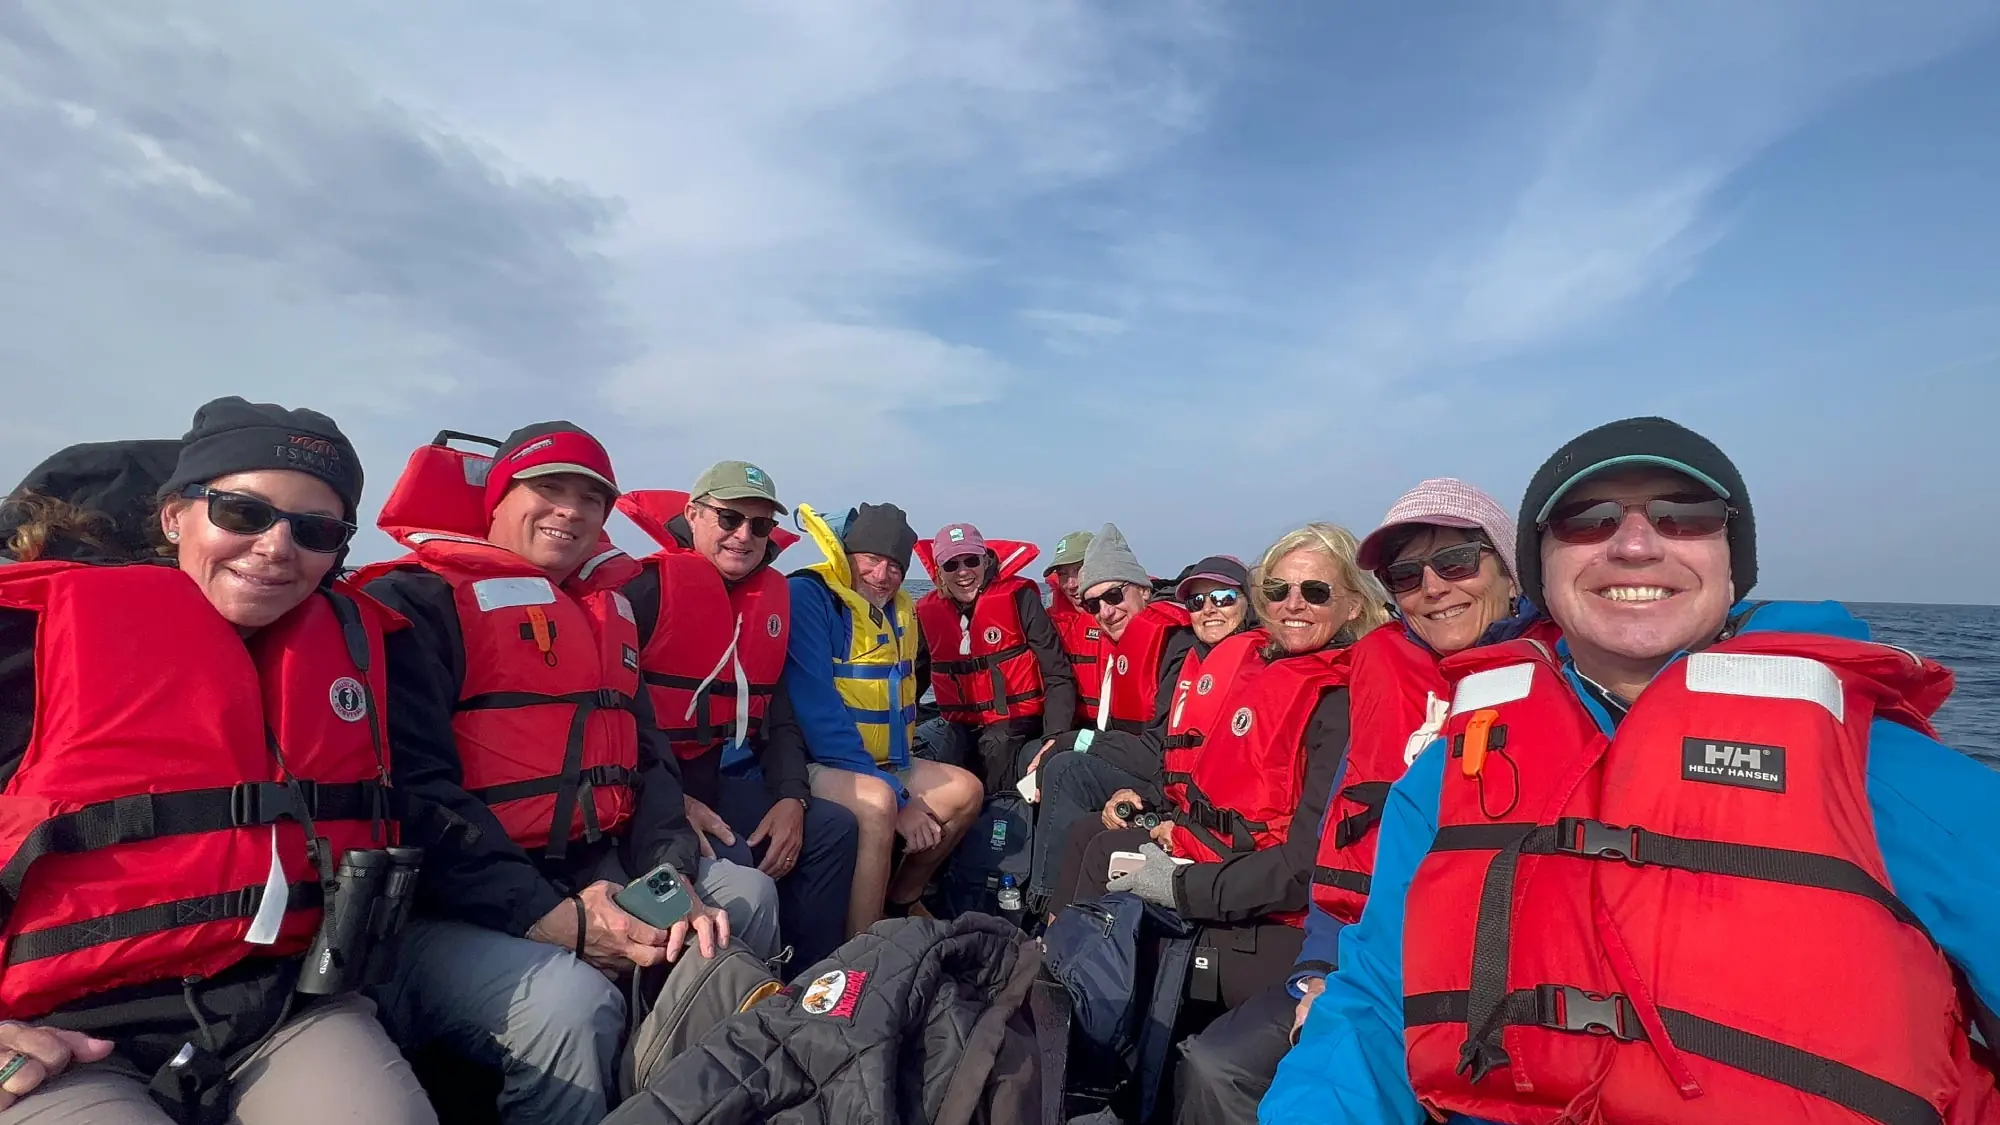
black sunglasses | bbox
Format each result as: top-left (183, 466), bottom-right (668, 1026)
top-left (1183, 588), bottom-right (1243, 612)
top-left (1542, 494), bottom-right (1731, 545)
top-left (695, 500), bottom-right (778, 538)
top-left (1260, 579), bottom-right (1341, 606)
top-left (940, 555), bottom-right (986, 573)
top-left (1378, 541), bottom-right (1491, 595)
top-left (182, 485), bottom-right (355, 554)
top-left (1082, 583), bottom-right (1138, 614)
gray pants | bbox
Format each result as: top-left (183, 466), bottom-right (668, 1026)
top-left (370, 857), bottom-right (779, 1125)
top-left (0, 994), bottom-right (433, 1125)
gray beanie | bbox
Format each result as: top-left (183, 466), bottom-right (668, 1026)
top-left (1077, 522), bottom-right (1149, 594)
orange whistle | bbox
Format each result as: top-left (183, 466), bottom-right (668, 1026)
top-left (1460, 709), bottom-right (1500, 778)
top-left (525, 607), bottom-right (558, 667)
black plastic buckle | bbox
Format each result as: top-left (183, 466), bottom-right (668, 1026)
top-left (1537, 984), bottom-right (1641, 1041)
top-left (1554, 817), bottom-right (1639, 863)
top-left (595, 687), bottom-right (625, 710)
top-left (232, 781), bottom-right (305, 827)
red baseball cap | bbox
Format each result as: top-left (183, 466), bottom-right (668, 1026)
top-left (483, 421), bottom-right (620, 514)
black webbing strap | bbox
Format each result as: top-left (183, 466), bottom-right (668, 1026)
top-left (1332, 781), bottom-right (1393, 849)
top-left (1405, 988), bottom-right (1943, 1125)
top-left (1182, 781), bottom-right (1268, 855)
top-left (1311, 865), bottom-right (1371, 898)
top-left (639, 673), bottom-right (778, 746)
top-left (1159, 732), bottom-right (1204, 751)
top-left (933, 642), bottom-right (1030, 677)
top-left (456, 688), bottom-right (633, 862)
top-left (323, 590), bottom-right (393, 844)
top-left (465, 763), bottom-right (639, 808)
top-left (1429, 817), bottom-right (1934, 1085)
top-left (6, 880), bottom-right (324, 965)
top-left (0, 782), bottom-right (383, 923)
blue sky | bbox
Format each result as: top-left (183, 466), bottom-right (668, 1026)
top-left (3, 1), bottom-right (1996, 602)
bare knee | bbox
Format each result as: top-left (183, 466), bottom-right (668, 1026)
top-left (847, 773), bottom-right (900, 835)
top-left (936, 764), bottom-right (985, 825)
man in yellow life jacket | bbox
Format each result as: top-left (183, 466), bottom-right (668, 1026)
top-left (782, 501), bottom-right (984, 937)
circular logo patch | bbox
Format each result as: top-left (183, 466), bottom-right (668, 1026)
top-left (983, 626), bottom-right (1003, 646)
top-left (329, 677), bottom-right (367, 723)
top-left (766, 613), bottom-right (783, 638)
top-left (1196, 674), bottom-right (1214, 696)
top-left (801, 970), bottom-right (849, 1015)
top-left (1230, 707), bottom-right (1254, 736)
top-left (1115, 655), bottom-right (1129, 676)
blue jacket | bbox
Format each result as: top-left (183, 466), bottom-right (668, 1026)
top-left (1260, 600), bottom-right (2000, 1124)
top-left (783, 573), bottom-right (911, 805)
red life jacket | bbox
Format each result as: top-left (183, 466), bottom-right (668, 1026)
top-left (354, 436), bottom-right (641, 859)
top-left (1309, 619), bottom-right (1562, 924)
top-left (614, 491), bottom-right (796, 761)
top-left (1158, 630), bottom-right (1266, 813)
top-left (1092, 601), bottom-right (1193, 733)
top-left (913, 537), bottom-right (1044, 727)
top-left (1164, 641), bottom-right (1351, 926)
top-left (1403, 631), bottom-right (1979, 1125)
top-left (0, 562), bottom-right (396, 1019)
top-left (1045, 581), bottom-right (1102, 727)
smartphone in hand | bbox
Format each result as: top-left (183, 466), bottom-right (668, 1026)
top-left (613, 862), bottom-right (695, 929)
top-left (1107, 850), bottom-right (1148, 879)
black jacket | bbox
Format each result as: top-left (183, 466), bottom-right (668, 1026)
top-left (605, 914), bottom-right (1057, 1125)
top-left (365, 565), bottom-right (700, 938)
top-left (619, 516), bottom-right (811, 809)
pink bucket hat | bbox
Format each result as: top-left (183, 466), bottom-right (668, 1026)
top-left (1356, 478), bottom-right (1518, 579)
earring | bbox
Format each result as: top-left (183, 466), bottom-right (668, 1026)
top-left (166, 531), bottom-right (179, 542)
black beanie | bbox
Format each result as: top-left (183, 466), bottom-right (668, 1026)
top-left (157, 397), bottom-right (364, 521)
top-left (1516, 416), bottom-right (1755, 610)
top-left (840, 502), bottom-right (918, 572)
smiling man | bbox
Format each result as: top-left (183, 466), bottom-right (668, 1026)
top-left (1260, 417), bottom-right (2000, 1125)
top-left (361, 423), bottom-right (779, 1125)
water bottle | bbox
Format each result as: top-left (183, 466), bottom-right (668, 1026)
top-left (996, 874), bottom-right (1025, 928)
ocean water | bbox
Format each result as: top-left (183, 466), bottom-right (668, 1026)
top-left (1852, 602), bottom-right (2000, 769)
top-left (941, 580), bottom-right (1999, 770)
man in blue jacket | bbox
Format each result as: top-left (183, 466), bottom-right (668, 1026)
top-left (1262, 417), bottom-right (2000, 1124)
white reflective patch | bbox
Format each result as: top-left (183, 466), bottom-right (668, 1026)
top-left (1451, 663), bottom-right (1534, 714)
top-left (1686, 652), bottom-right (1844, 721)
top-left (611, 592), bottom-right (637, 624)
top-left (243, 828), bottom-right (287, 945)
top-left (472, 576), bottom-right (557, 612)
top-left (406, 531), bottom-right (488, 547)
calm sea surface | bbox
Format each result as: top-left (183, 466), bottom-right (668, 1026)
top-left (950, 581), bottom-right (1999, 770)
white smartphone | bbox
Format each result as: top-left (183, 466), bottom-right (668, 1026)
top-left (1108, 850), bottom-right (1148, 878)
top-left (1016, 772), bottom-right (1039, 803)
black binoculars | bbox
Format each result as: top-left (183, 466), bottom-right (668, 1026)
top-left (296, 845), bottom-right (424, 996)
top-left (1114, 801), bottom-right (1162, 830)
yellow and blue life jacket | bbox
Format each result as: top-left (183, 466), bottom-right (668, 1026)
top-left (796, 504), bottom-right (920, 767)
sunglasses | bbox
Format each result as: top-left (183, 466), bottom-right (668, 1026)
top-left (940, 554), bottom-right (986, 573)
top-left (1261, 579), bottom-right (1342, 606)
top-left (696, 500), bottom-right (778, 538)
top-left (182, 485), bottom-right (355, 554)
top-left (1183, 588), bottom-right (1242, 612)
top-left (1542, 494), bottom-right (1732, 545)
top-left (1082, 583), bottom-right (1138, 614)
top-left (1378, 542), bottom-right (1491, 595)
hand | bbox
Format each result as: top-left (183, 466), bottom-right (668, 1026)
top-left (1291, 977), bottom-right (1326, 1040)
top-left (749, 798), bottom-right (806, 878)
top-left (1104, 842), bottom-right (1182, 909)
top-left (896, 799), bottom-right (944, 853)
top-left (1148, 819), bottom-right (1176, 851)
top-left (529, 879), bottom-right (676, 971)
top-left (663, 885), bottom-right (731, 964)
top-left (684, 796), bottom-right (735, 860)
top-left (1026, 737), bottom-right (1058, 777)
top-left (0, 1022), bottom-right (115, 1111)
top-left (1102, 789), bottom-right (1145, 830)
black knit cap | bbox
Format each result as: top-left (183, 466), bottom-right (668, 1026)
top-left (841, 502), bottom-right (918, 572)
top-left (157, 397), bottom-right (364, 522)
top-left (1516, 416), bottom-right (1755, 610)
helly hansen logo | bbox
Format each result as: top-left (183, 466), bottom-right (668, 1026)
top-left (1681, 737), bottom-right (1786, 793)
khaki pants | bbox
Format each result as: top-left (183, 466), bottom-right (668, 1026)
top-left (0, 994), bottom-right (434, 1125)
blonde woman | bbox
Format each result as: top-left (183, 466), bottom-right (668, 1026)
top-left (1050, 524), bottom-right (1387, 1014)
